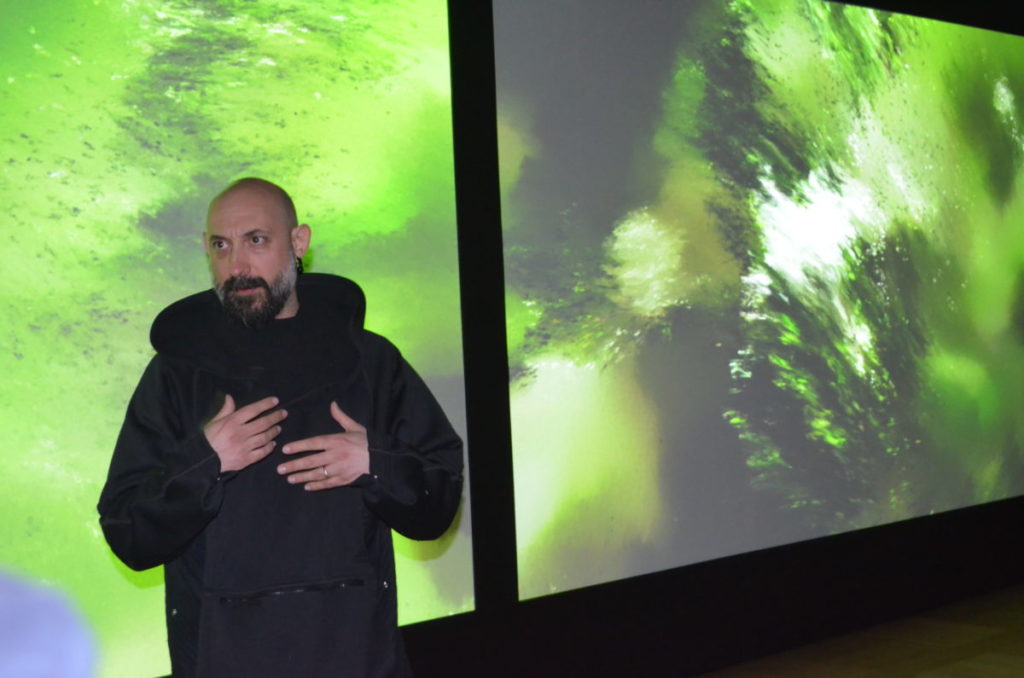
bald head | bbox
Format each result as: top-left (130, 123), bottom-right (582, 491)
top-left (208, 177), bottom-right (298, 231)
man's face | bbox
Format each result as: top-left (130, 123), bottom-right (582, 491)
top-left (205, 187), bottom-right (309, 328)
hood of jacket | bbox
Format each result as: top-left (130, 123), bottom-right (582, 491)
top-left (149, 273), bottom-right (366, 370)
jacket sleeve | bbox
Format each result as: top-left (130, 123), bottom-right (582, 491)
top-left (359, 338), bottom-right (464, 541)
top-left (97, 356), bottom-right (225, 571)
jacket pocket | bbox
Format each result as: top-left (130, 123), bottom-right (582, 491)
top-left (197, 574), bottom-right (389, 678)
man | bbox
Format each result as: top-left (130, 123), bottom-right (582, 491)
top-left (98, 178), bottom-right (463, 677)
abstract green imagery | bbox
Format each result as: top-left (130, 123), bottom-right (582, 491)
top-left (498, 0), bottom-right (1024, 599)
top-left (1, 1), bottom-right (469, 676)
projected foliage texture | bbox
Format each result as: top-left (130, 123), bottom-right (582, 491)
top-left (2, 1), bottom-right (469, 676)
top-left (496, 0), bottom-right (1024, 598)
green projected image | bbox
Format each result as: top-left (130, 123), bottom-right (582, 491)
top-left (496, 0), bottom-right (1024, 599)
top-left (2, 1), bottom-right (469, 676)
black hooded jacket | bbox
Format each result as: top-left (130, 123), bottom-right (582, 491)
top-left (98, 273), bottom-right (463, 677)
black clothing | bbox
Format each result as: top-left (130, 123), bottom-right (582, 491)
top-left (98, 274), bottom-right (463, 678)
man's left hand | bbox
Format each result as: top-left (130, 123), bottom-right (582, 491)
top-left (277, 401), bottom-right (371, 491)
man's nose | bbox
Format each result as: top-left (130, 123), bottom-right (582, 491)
top-left (228, 248), bottom-right (251, 276)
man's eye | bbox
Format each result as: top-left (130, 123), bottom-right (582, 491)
top-left (251, 235), bottom-right (265, 245)
top-left (212, 241), bottom-right (227, 250)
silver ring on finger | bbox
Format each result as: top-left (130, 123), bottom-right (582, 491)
top-left (322, 465), bottom-right (329, 478)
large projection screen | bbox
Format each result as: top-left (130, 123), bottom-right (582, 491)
top-left (1, 1), bottom-right (470, 676)
top-left (495, 0), bottom-right (1024, 600)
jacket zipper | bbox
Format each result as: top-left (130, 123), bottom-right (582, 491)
top-left (218, 577), bottom-right (365, 605)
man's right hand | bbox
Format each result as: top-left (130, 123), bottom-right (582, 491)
top-left (203, 395), bottom-right (287, 472)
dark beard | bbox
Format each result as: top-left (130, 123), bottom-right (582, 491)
top-left (216, 270), bottom-right (294, 329)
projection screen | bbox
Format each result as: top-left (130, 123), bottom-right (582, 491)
top-left (495, 0), bottom-right (1024, 599)
top-left (2, 1), bottom-right (470, 676)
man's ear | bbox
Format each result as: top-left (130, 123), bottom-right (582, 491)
top-left (292, 224), bottom-right (311, 258)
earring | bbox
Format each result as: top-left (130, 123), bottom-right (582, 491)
top-left (296, 257), bottom-right (304, 274)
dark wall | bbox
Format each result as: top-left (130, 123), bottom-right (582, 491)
top-left (411, 2), bottom-right (1024, 675)
top-left (407, 497), bottom-right (1024, 676)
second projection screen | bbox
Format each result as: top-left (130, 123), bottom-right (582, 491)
top-left (495, 0), bottom-right (1024, 599)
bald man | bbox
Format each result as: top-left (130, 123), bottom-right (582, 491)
top-left (99, 178), bottom-right (463, 678)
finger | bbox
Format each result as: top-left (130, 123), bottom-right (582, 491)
top-left (250, 440), bottom-right (277, 463)
top-left (213, 394), bottom-right (235, 421)
top-left (253, 425), bottom-right (282, 448)
top-left (331, 401), bottom-right (366, 432)
top-left (243, 408), bottom-right (288, 434)
top-left (302, 479), bottom-right (333, 492)
top-left (281, 435), bottom-right (335, 455)
top-left (277, 451), bottom-right (329, 476)
top-left (234, 396), bottom-right (281, 423)
top-left (287, 468), bottom-right (331, 486)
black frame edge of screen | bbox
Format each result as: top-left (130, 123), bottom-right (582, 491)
top-left (446, 0), bottom-right (519, 611)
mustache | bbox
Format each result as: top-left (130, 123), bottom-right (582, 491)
top-left (221, 275), bottom-right (270, 294)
